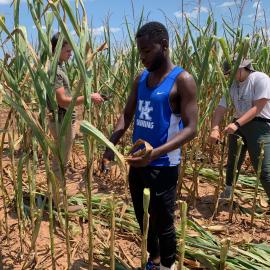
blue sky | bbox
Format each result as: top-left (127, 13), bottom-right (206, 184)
top-left (0, 0), bottom-right (270, 55)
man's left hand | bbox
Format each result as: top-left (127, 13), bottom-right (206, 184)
top-left (125, 151), bottom-right (153, 167)
top-left (224, 123), bottom-right (238, 134)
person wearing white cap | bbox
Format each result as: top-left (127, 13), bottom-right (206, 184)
top-left (209, 54), bottom-right (270, 204)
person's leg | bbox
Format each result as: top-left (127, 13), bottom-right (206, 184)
top-left (154, 166), bottom-right (178, 268)
top-left (49, 119), bottom-right (76, 174)
top-left (63, 121), bottom-right (76, 168)
top-left (48, 120), bottom-right (62, 180)
top-left (48, 119), bottom-right (83, 212)
top-left (242, 121), bottom-right (270, 200)
top-left (48, 120), bottom-right (64, 206)
top-left (148, 189), bottom-right (160, 263)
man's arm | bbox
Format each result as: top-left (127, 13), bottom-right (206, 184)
top-left (152, 71), bottom-right (197, 159)
top-left (208, 105), bottom-right (227, 144)
top-left (127, 71), bottom-right (198, 167)
top-left (56, 87), bottom-right (84, 108)
top-left (55, 87), bottom-right (104, 109)
top-left (236, 98), bottom-right (268, 126)
top-left (224, 98), bottom-right (268, 134)
top-left (211, 105), bottom-right (227, 130)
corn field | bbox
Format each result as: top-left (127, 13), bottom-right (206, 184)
top-left (0, 0), bottom-right (270, 269)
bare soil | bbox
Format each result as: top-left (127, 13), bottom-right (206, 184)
top-left (0, 107), bottom-right (269, 269)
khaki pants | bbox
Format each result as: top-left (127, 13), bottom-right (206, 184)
top-left (48, 120), bottom-right (76, 204)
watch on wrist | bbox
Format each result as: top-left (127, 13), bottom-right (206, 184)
top-left (234, 121), bottom-right (241, 128)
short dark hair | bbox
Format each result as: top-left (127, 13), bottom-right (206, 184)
top-left (136, 21), bottom-right (169, 43)
top-left (51, 32), bottom-right (68, 53)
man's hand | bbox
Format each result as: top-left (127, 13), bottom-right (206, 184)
top-left (208, 128), bottom-right (220, 144)
top-left (91, 93), bottom-right (104, 104)
top-left (224, 123), bottom-right (238, 134)
top-left (125, 151), bottom-right (153, 167)
top-left (125, 139), bottom-right (154, 168)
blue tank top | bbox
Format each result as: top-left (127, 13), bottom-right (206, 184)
top-left (132, 66), bottom-right (184, 166)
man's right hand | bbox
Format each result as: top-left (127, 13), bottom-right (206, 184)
top-left (208, 129), bottom-right (220, 144)
top-left (91, 93), bottom-right (104, 104)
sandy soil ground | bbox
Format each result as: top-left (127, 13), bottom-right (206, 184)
top-left (0, 107), bottom-right (269, 269)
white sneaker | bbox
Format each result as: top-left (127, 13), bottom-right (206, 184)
top-left (160, 263), bottom-right (175, 270)
top-left (220, 185), bottom-right (232, 199)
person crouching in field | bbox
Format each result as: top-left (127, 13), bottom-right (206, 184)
top-left (209, 55), bottom-right (270, 206)
top-left (47, 32), bottom-right (104, 211)
top-left (103, 22), bottom-right (198, 270)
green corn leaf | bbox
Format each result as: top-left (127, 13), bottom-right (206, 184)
top-left (27, 0), bottom-right (50, 54)
top-left (49, 2), bottom-right (86, 81)
top-left (4, 94), bottom-right (56, 155)
top-left (61, 0), bottom-right (80, 36)
top-left (17, 152), bottom-right (29, 221)
top-left (80, 120), bottom-right (126, 172)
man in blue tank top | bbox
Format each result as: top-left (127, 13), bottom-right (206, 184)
top-left (103, 22), bottom-right (197, 270)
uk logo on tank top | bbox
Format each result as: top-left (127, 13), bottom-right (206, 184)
top-left (133, 66), bottom-right (184, 166)
top-left (136, 100), bottom-right (154, 129)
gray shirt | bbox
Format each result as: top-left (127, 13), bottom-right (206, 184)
top-left (219, 71), bottom-right (270, 118)
top-left (48, 63), bottom-right (76, 122)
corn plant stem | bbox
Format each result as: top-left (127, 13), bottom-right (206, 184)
top-left (190, 139), bottom-right (202, 205)
top-left (31, 138), bottom-right (38, 225)
top-left (191, 160), bottom-right (206, 207)
top-left (0, 109), bottom-right (12, 244)
top-left (141, 188), bottom-right (150, 269)
top-left (178, 240), bottom-right (185, 270)
top-left (44, 155), bottom-right (56, 270)
top-left (219, 138), bottom-right (226, 187)
top-left (85, 136), bottom-right (94, 270)
top-left (229, 137), bottom-right (243, 222)
top-left (110, 194), bottom-right (116, 270)
top-left (210, 138), bottom-right (226, 222)
top-left (180, 201), bottom-right (187, 240)
top-left (0, 247), bottom-right (3, 270)
top-left (178, 201), bottom-right (187, 270)
top-left (27, 154), bottom-right (34, 229)
top-left (26, 148), bottom-right (38, 265)
top-left (59, 162), bottom-right (71, 268)
top-left (8, 131), bottom-right (24, 254)
top-left (219, 238), bottom-right (230, 270)
top-left (177, 145), bottom-right (187, 197)
top-left (8, 132), bottom-right (16, 194)
top-left (48, 180), bottom-right (56, 270)
top-left (251, 141), bottom-right (264, 226)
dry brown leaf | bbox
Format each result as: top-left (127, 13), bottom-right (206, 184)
top-left (206, 225), bottom-right (226, 232)
top-left (119, 203), bottom-right (128, 220)
top-left (259, 195), bottom-right (269, 208)
top-left (192, 217), bottom-right (205, 226)
top-left (184, 258), bottom-right (201, 268)
top-left (186, 229), bottom-right (201, 237)
top-left (85, 41), bottom-right (108, 67)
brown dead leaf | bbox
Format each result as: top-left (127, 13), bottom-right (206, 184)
top-left (184, 258), bottom-right (201, 268)
top-left (186, 229), bottom-right (201, 237)
top-left (206, 225), bottom-right (227, 232)
top-left (259, 195), bottom-right (269, 208)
